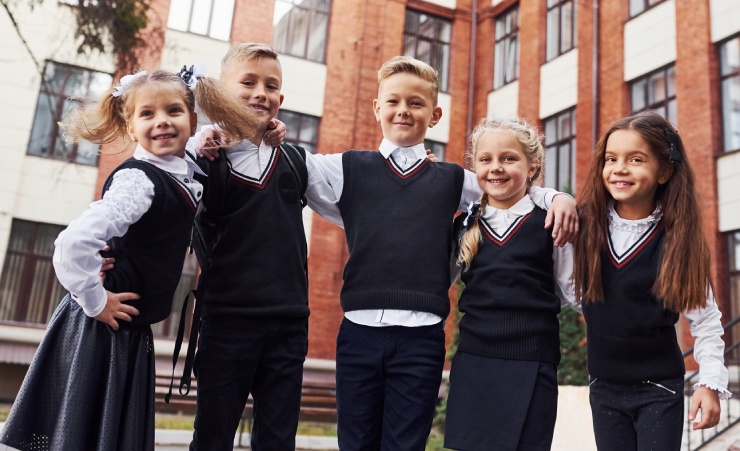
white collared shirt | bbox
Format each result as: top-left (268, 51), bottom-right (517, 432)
top-left (52, 145), bottom-right (204, 318)
top-left (607, 204), bottom-right (731, 399)
top-left (305, 139), bottom-right (561, 327)
top-left (222, 139), bottom-right (275, 179)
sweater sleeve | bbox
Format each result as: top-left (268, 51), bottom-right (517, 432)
top-left (685, 289), bottom-right (732, 399)
top-left (52, 169), bottom-right (155, 317)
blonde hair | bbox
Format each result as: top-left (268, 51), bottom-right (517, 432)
top-left (62, 70), bottom-right (259, 148)
top-left (221, 42), bottom-right (280, 76)
top-left (377, 56), bottom-right (440, 106)
top-left (457, 117), bottom-right (544, 270)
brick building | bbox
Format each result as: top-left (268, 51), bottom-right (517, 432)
top-left (1, 0), bottom-right (739, 395)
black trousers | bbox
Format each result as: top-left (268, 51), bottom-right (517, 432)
top-left (589, 377), bottom-right (684, 451)
top-left (189, 315), bottom-right (308, 451)
top-left (335, 318), bottom-right (446, 451)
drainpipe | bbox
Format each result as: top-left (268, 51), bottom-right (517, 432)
top-left (466, 0), bottom-right (478, 159)
top-left (592, 0), bottom-right (599, 150)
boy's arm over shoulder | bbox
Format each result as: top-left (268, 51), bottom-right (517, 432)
top-left (530, 186), bottom-right (578, 247)
top-left (305, 152), bottom-right (345, 228)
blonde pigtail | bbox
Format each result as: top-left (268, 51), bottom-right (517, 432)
top-left (61, 87), bottom-right (130, 145)
top-left (192, 77), bottom-right (260, 146)
top-left (457, 193), bottom-right (488, 271)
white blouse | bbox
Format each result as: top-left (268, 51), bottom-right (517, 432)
top-left (607, 205), bottom-right (731, 399)
top-left (52, 145), bottom-right (204, 318)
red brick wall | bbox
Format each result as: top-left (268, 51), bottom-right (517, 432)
top-left (574, 0), bottom-right (594, 196)
top-left (231, 0), bottom-right (274, 45)
top-left (517, 0), bottom-right (544, 127)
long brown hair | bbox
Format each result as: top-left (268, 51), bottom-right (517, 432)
top-left (574, 111), bottom-right (712, 311)
top-left (62, 70), bottom-right (259, 147)
top-left (457, 117), bottom-right (544, 270)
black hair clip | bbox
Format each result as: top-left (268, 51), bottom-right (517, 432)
top-left (664, 129), bottom-right (683, 164)
top-left (178, 65), bottom-right (195, 86)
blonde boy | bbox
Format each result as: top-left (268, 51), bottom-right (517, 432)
top-left (301, 56), bottom-right (576, 450)
top-left (187, 43), bottom-right (309, 451)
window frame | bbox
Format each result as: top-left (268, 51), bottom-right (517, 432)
top-left (403, 9), bottom-right (452, 93)
top-left (543, 108), bottom-right (576, 194)
top-left (166, 0), bottom-right (236, 41)
top-left (629, 0), bottom-right (667, 18)
top-left (720, 34), bottom-right (740, 153)
top-left (273, 0), bottom-right (331, 64)
top-left (277, 110), bottom-right (321, 154)
top-left (26, 60), bottom-right (112, 166)
top-left (546, 0), bottom-right (576, 62)
top-left (629, 64), bottom-right (677, 126)
top-left (493, 5), bottom-right (520, 89)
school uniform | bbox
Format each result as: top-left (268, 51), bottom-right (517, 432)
top-left (583, 204), bottom-right (731, 451)
top-left (0, 146), bottom-right (202, 451)
top-left (305, 140), bottom-right (562, 450)
top-left (443, 196), bottom-right (577, 451)
top-left (188, 138), bottom-right (310, 451)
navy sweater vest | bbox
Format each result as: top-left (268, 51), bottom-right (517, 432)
top-left (198, 147), bottom-right (309, 318)
top-left (582, 223), bottom-right (685, 383)
top-left (337, 150), bottom-right (464, 318)
top-left (457, 208), bottom-right (562, 364)
top-left (101, 158), bottom-right (198, 326)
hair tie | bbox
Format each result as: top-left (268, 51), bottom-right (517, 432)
top-left (178, 63), bottom-right (206, 89)
top-left (112, 70), bottom-right (147, 97)
top-left (664, 129), bottom-right (683, 164)
top-left (462, 201), bottom-right (481, 229)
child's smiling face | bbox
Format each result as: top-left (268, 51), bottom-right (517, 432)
top-left (127, 83), bottom-right (196, 158)
top-left (373, 72), bottom-right (442, 147)
top-left (221, 57), bottom-right (284, 133)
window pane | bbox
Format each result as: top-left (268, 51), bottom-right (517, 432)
top-left (209, 0), bottom-right (235, 41)
top-left (648, 70), bottom-right (666, 105)
top-left (494, 41), bottom-right (504, 89)
top-left (505, 37), bottom-right (518, 84)
top-left (560, 1), bottom-right (573, 53)
top-left (558, 143), bottom-right (571, 191)
top-left (723, 76), bottom-right (740, 152)
top-left (545, 146), bottom-right (557, 188)
top-left (307, 10), bottom-right (328, 62)
top-left (546, 8), bottom-right (560, 60)
top-left (273, 1), bottom-right (292, 52)
top-left (167, 0), bottom-right (193, 31)
top-left (667, 99), bottom-right (677, 126)
top-left (27, 94), bottom-right (57, 158)
top-left (63, 67), bottom-right (90, 98)
top-left (666, 65), bottom-right (676, 97)
top-left (189, 0), bottom-right (212, 35)
top-left (558, 112), bottom-right (572, 139)
top-left (721, 37), bottom-right (740, 77)
top-left (545, 119), bottom-right (556, 146)
top-left (632, 79), bottom-right (646, 112)
top-left (42, 62), bottom-right (66, 94)
top-left (288, 7), bottom-right (309, 57)
top-left (298, 117), bottom-right (318, 144)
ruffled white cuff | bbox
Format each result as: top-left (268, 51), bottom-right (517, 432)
top-left (693, 382), bottom-right (732, 400)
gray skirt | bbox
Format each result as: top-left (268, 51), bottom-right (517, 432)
top-left (0, 294), bottom-right (155, 451)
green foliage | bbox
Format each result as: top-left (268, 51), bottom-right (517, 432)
top-left (24, 0), bottom-right (152, 70)
top-left (557, 308), bottom-right (589, 386)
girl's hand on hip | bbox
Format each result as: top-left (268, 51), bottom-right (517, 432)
top-left (689, 386), bottom-right (721, 429)
top-left (94, 291), bottom-right (141, 330)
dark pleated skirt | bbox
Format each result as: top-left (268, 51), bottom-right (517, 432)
top-left (0, 294), bottom-right (155, 451)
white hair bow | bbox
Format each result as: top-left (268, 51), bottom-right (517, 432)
top-left (178, 63), bottom-right (206, 89)
top-left (111, 70), bottom-right (147, 97)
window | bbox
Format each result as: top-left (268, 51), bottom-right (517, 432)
top-left (277, 110), bottom-right (320, 154)
top-left (403, 10), bottom-right (451, 92)
top-left (27, 61), bottom-right (112, 166)
top-left (273, 0), bottom-right (331, 63)
top-left (721, 36), bottom-right (740, 152)
top-left (424, 139), bottom-right (446, 161)
top-left (494, 6), bottom-right (519, 89)
top-left (544, 109), bottom-right (576, 194)
top-left (630, 64), bottom-right (677, 125)
top-left (0, 220), bottom-right (66, 325)
top-left (629, 0), bottom-right (666, 17)
top-left (546, 0), bottom-right (576, 61)
top-left (167, 0), bottom-right (235, 41)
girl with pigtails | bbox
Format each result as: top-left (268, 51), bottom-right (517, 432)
top-left (1, 67), bottom-right (260, 451)
top-left (576, 111), bottom-right (730, 451)
top-left (444, 118), bottom-right (578, 451)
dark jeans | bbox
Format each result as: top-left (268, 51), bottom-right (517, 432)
top-left (189, 315), bottom-right (308, 451)
top-left (335, 318), bottom-right (446, 451)
top-left (589, 377), bottom-right (684, 451)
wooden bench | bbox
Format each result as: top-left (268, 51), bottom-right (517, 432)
top-left (154, 371), bottom-right (337, 426)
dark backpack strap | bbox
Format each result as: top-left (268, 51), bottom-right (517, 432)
top-left (165, 289), bottom-right (195, 402)
top-left (279, 143), bottom-right (308, 208)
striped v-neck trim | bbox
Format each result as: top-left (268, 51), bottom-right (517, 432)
top-left (166, 173), bottom-right (198, 212)
top-left (606, 221), bottom-right (662, 269)
top-left (480, 211), bottom-right (532, 246)
top-left (385, 155), bottom-right (429, 179)
top-left (227, 147), bottom-right (279, 189)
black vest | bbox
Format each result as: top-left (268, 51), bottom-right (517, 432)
top-left (457, 207), bottom-right (562, 364)
top-left (582, 222), bottom-right (684, 383)
top-left (199, 147), bottom-right (309, 318)
top-left (101, 158), bottom-right (198, 326)
top-left (337, 150), bottom-right (464, 318)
